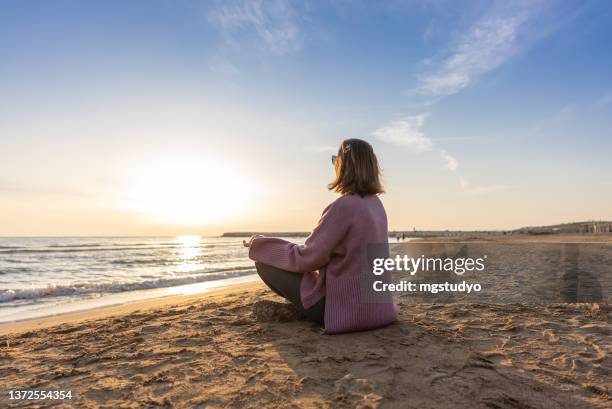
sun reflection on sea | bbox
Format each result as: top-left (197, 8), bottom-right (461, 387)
top-left (174, 235), bottom-right (203, 273)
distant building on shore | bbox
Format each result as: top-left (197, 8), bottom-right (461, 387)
top-left (389, 221), bottom-right (612, 238)
top-left (514, 221), bottom-right (612, 235)
top-left (576, 222), bottom-right (612, 233)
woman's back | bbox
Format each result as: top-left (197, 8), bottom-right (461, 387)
top-left (302, 194), bottom-right (396, 334)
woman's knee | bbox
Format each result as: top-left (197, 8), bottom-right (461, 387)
top-left (255, 261), bottom-right (267, 274)
top-left (255, 262), bottom-right (273, 281)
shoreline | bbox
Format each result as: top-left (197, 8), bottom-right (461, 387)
top-left (0, 276), bottom-right (260, 333)
top-left (0, 281), bottom-right (263, 337)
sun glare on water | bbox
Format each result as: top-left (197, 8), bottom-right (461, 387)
top-left (124, 157), bottom-right (255, 226)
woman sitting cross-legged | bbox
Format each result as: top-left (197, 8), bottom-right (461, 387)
top-left (244, 138), bottom-right (398, 334)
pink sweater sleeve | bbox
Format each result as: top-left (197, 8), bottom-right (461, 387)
top-left (248, 200), bottom-right (351, 273)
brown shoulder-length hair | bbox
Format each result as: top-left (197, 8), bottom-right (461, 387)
top-left (328, 138), bottom-right (384, 196)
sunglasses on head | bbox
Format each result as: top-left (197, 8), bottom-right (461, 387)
top-left (331, 145), bottom-right (350, 165)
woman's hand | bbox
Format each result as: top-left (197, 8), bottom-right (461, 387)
top-left (243, 235), bottom-right (263, 248)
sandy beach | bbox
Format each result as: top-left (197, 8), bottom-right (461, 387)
top-left (3, 0), bottom-right (612, 406)
top-left (1, 249), bottom-right (610, 408)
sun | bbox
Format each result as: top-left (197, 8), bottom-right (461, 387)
top-left (123, 156), bottom-right (255, 226)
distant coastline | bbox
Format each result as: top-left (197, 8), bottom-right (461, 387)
top-left (222, 220), bottom-right (612, 239)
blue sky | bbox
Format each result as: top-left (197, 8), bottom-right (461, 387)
top-left (1, 0), bottom-right (611, 235)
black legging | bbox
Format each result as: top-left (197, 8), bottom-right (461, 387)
top-left (255, 262), bottom-right (325, 326)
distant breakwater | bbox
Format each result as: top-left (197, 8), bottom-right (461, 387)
top-left (221, 232), bottom-right (310, 238)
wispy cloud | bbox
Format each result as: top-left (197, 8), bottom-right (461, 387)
top-left (415, 2), bottom-right (543, 97)
top-left (371, 116), bottom-right (501, 194)
top-left (440, 150), bottom-right (458, 171)
top-left (207, 58), bottom-right (240, 75)
top-left (371, 114), bottom-right (433, 153)
top-left (372, 116), bottom-right (473, 190)
top-left (304, 145), bottom-right (338, 153)
top-left (378, 2), bottom-right (551, 193)
top-left (466, 184), bottom-right (514, 195)
top-left (209, 0), bottom-right (302, 55)
top-left (527, 104), bottom-right (575, 136)
top-left (372, 115), bottom-right (512, 195)
top-left (456, 175), bottom-right (514, 195)
top-left (594, 90), bottom-right (612, 109)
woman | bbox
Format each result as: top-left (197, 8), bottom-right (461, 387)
top-left (245, 139), bottom-right (397, 334)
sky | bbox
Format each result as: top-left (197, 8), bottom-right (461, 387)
top-left (1, 0), bottom-right (611, 236)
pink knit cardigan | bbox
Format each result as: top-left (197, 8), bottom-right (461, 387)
top-left (248, 194), bottom-right (398, 334)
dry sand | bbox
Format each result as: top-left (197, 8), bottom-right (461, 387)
top-left (0, 234), bottom-right (610, 408)
top-left (0, 285), bottom-right (609, 408)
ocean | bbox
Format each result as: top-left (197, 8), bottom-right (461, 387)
top-left (0, 235), bottom-right (305, 323)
